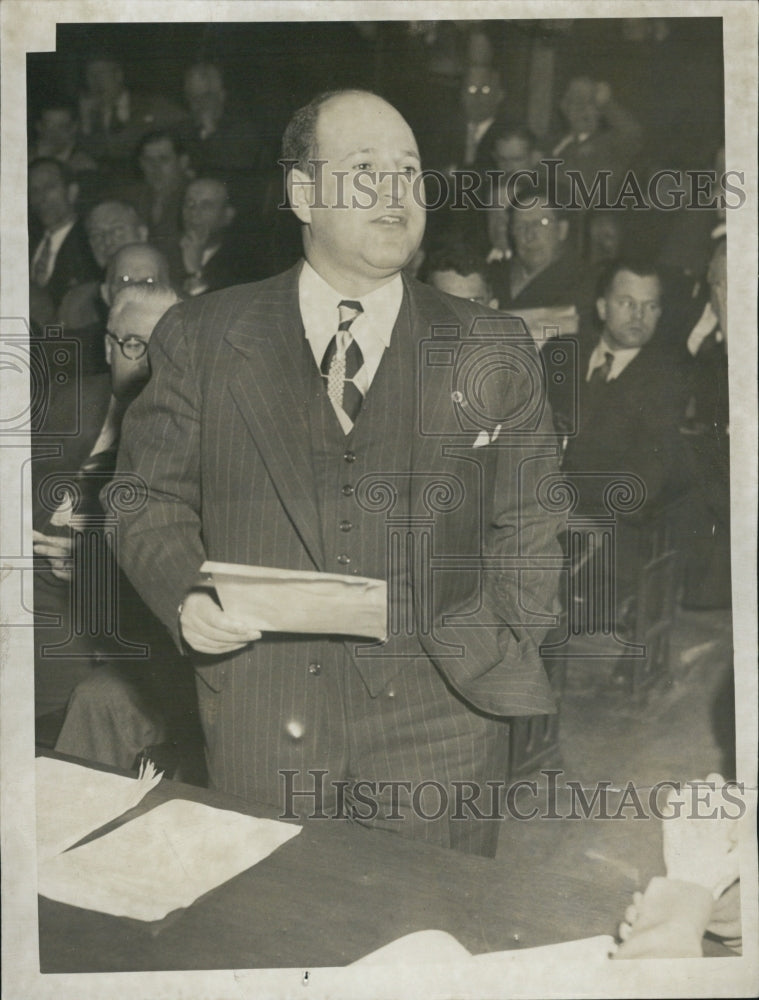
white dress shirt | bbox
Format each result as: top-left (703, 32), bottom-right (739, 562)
top-left (586, 338), bottom-right (640, 382)
top-left (299, 261), bottom-right (403, 431)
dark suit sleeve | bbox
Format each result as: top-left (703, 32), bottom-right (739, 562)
top-left (108, 303), bottom-right (206, 645)
top-left (424, 313), bottom-right (566, 717)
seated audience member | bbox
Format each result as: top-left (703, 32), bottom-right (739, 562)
top-left (28, 158), bottom-right (99, 328)
top-left (489, 182), bottom-right (593, 318)
top-left (33, 284), bottom-right (199, 771)
top-left (680, 239), bottom-right (730, 609)
top-left (77, 53), bottom-right (185, 179)
top-left (29, 102), bottom-right (100, 212)
top-left (58, 199), bottom-right (149, 372)
top-left (551, 77), bottom-right (643, 202)
top-left (424, 242), bottom-right (498, 307)
top-left (615, 774), bottom-right (742, 959)
top-left (484, 123), bottom-right (543, 262)
top-left (174, 177), bottom-right (253, 295)
top-left (122, 130), bottom-right (192, 260)
top-left (177, 62), bottom-right (266, 224)
top-left (543, 257), bottom-right (691, 611)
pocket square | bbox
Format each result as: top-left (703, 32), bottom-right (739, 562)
top-left (472, 424), bottom-right (501, 448)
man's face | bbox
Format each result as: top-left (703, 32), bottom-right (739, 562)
top-left (28, 163), bottom-right (76, 230)
top-left (429, 269), bottom-right (496, 307)
top-left (597, 270), bottom-right (662, 350)
top-left (290, 93), bottom-right (426, 295)
top-left (510, 204), bottom-right (567, 275)
top-left (139, 137), bottom-right (185, 192)
top-left (184, 69), bottom-right (225, 127)
top-left (461, 67), bottom-right (503, 125)
top-left (86, 60), bottom-right (124, 103)
top-left (561, 79), bottom-right (600, 137)
top-left (493, 136), bottom-right (534, 178)
top-left (87, 204), bottom-right (147, 268)
top-left (589, 215), bottom-right (621, 262)
top-left (182, 180), bottom-right (233, 240)
top-left (104, 245), bottom-right (169, 305)
top-left (105, 300), bottom-right (158, 401)
top-left (37, 110), bottom-right (77, 154)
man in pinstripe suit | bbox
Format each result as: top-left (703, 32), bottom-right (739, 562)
top-left (113, 90), bottom-right (565, 856)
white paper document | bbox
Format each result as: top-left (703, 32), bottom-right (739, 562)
top-left (36, 756), bottom-right (162, 863)
top-left (202, 561), bottom-right (388, 640)
top-left (38, 798), bottom-right (301, 921)
top-left (352, 929), bottom-right (614, 967)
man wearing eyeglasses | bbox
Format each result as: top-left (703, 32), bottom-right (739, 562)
top-left (488, 183), bottom-right (594, 319)
top-left (32, 283), bottom-right (179, 734)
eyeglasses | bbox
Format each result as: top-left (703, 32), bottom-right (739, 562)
top-left (106, 331), bottom-right (149, 360)
top-left (466, 84), bottom-right (492, 95)
top-left (113, 275), bottom-right (156, 289)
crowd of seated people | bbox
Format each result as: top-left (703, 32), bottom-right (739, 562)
top-left (28, 23), bottom-right (733, 780)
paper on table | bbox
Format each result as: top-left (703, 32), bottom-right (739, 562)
top-left (352, 929), bottom-right (615, 966)
top-left (36, 757), bottom-right (162, 863)
top-left (38, 798), bottom-right (301, 921)
top-left (202, 561), bottom-right (387, 640)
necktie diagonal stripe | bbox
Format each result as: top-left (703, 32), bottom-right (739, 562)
top-left (322, 300), bottom-right (364, 426)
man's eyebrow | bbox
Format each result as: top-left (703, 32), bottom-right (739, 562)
top-left (338, 147), bottom-right (421, 163)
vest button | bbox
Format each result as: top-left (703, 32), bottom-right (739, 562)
top-left (339, 520), bottom-right (353, 532)
top-left (343, 450), bottom-right (356, 463)
top-left (341, 484), bottom-right (354, 496)
top-left (337, 553), bottom-right (351, 565)
top-left (308, 662), bottom-right (321, 676)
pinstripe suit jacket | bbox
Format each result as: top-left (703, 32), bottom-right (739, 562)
top-left (114, 262), bottom-right (565, 718)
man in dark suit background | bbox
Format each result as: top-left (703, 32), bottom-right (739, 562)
top-left (112, 89), bottom-right (564, 856)
top-left (28, 158), bottom-right (99, 329)
top-left (543, 257), bottom-right (691, 613)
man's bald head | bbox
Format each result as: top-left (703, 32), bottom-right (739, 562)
top-left (103, 242), bottom-right (171, 305)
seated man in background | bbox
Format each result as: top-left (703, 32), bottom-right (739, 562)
top-left (483, 123), bottom-right (543, 263)
top-left (424, 242), bottom-right (498, 308)
top-left (28, 158), bottom-right (99, 330)
top-left (173, 176), bottom-right (254, 295)
top-left (33, 284), bottom-right (201, 774)
top-left (77, 52), bottom-right (185, 181)
top-left (28, 102), bottom-right (100, 213)
top-left (489, 182), bottom-right (592, 315)
top-left (542, 257), bottom-right (691, 624)
top-left (121, 130), bottom-right (193, 262)
top-left (58, 199), bottom-right (149, 373)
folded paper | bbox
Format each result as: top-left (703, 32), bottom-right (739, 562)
top-left (202, 561), bottom-right (388, 640)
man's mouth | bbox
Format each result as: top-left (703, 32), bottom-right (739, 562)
top-left (374, 213), bottom-right (406, 226)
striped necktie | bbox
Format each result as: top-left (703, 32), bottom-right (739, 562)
top-left (321, 299), bottom-right (364, 427)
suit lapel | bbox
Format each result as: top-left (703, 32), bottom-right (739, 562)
top-left (224, 263), bottom-right (326, 570)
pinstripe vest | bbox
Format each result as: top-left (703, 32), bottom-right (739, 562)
top-left (308, 292), bottom-right (427, 695)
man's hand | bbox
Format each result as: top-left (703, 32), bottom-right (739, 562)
top-left (180, 589), bottom-right (262, 655)
top-left (32, 529), bottom-right (73, 582)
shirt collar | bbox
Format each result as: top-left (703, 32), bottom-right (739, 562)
top-left (588, 337), bottom-right (641, 380)
top-left (299, 260), bottom-right (402, 351)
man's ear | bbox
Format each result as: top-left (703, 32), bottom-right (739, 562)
top-left (104, 333), bottom-right (113, 365)
top-left (488, 296), bottom-right (499, 310)
top-left (223, 205), bottom-right (236, 227)
top-left (137, 225), bottom-right (149, 243)
top-left (288, 167), bottom-right (314, 224)
top-left (100, 282), bottom-right (111, 307)
top-left (557, 219), bottom-right (569, 242)
top-left (67, 182), bottom-right (80, 206)
top-left (596, 296), bottom-right (607, 323)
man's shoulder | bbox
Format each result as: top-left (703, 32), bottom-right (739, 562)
top-left (405, 276), bottom-right (528, 336)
